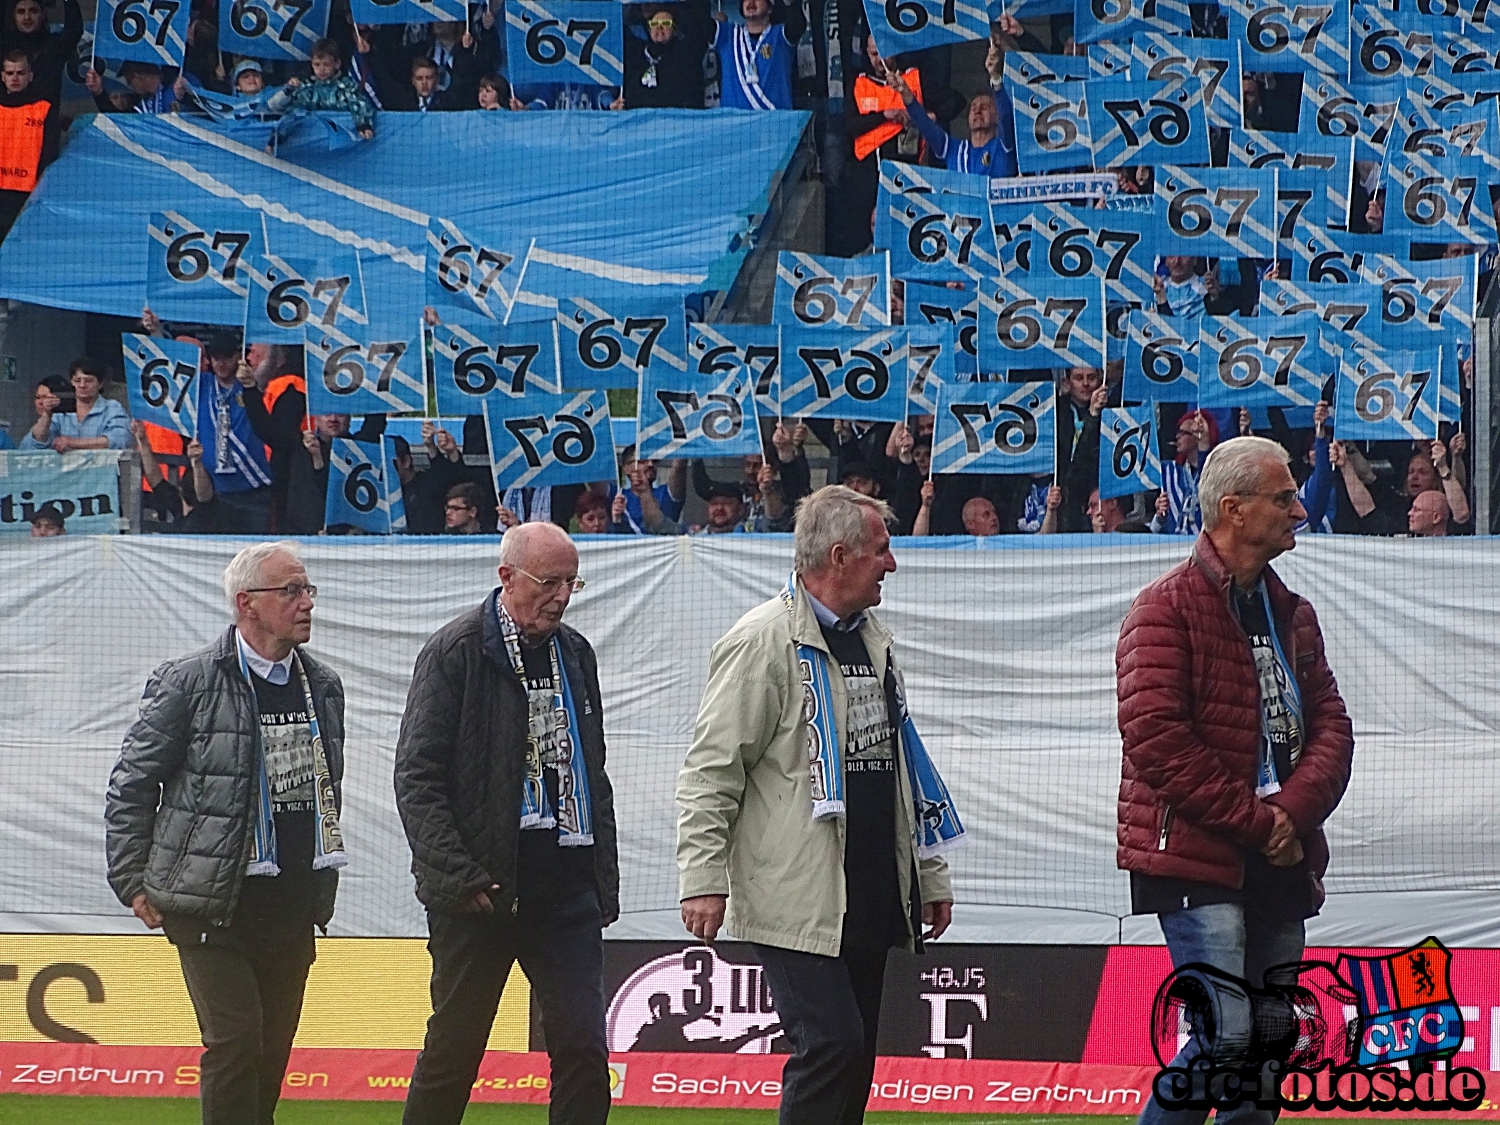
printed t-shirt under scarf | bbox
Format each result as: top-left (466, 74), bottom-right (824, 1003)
top-left (1131, 582), bottom-right (1312, 920)
top-left (817, 619), bottom-right (904, 949)
top-left (517, 639), bottom-right (595, 903)
top-left (164, 663), bottom-right (317, 961)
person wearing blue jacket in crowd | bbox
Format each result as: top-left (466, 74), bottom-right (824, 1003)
top-left (890, 39), bottom-right (1015, 177)
top-left (713, 0), bottom-right (805, 111)
top-left (1295, 404), bottom-right (1336, 534)
top-left (22, 357), bottom-right (129, 452)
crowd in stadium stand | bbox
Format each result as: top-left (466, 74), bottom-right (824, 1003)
top-left (0, 0), bottom-right (1481, 539)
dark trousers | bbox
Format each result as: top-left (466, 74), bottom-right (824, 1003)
top-left (402, 889), bottom-right (610, 1125)
top-left (175, 943), bottom-right (310, 1125)
top-left (754, 942), bottom-right (891, 1125)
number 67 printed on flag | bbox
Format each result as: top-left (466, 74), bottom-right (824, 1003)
top-left (482, 390), bottom-right (617, 491)
top-left (1335, 351), bottom-right (1440, 441)
top-left (932, 381), bottom-right (1055, 476)
top-left (95, 0), bottom-right (190, 66)
top-left (123, 334), bottom-right (200, 437)
top-left (505, 0), bottom-right (624, 87)
top-left (1098, 405), bottom-right (1160, 500)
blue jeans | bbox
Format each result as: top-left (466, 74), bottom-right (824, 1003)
top-left (1136, 902), bottom-right (1306, 1125)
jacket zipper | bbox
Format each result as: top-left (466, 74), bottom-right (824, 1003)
top-left (1157, 804), bottom-right (1174, 851)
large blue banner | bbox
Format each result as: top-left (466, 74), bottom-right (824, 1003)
top-left (1199, 313), bottom-right (1325, 409)
top-left (774, 252), bottom-right (891, 330)
top-left (123, 334), bottom-right (201, 437)
top-left (557, 297), bottom-right (686, 392)
top-left (1099, 405), bottom-right (1161, 500)
top-left (0, 113), bottom-right (808, 320)
top-left (931, 380), bottom-right (1054, 475)
top-left (505, 0), bottom-right (625, 88)
top-left (1336, 350), bottom-right (1442, 441)
top-left (219, 0), bottom-right (331, 62)
top-left (94, 0), bottom-right (190, 67)
top-left (325, 437), bottom-right (394, 534)
top-left (779, 326), bottom-right (908, 422)
top-left (482, 389), bottom-right (616, 489)
top-left (147, 209), bottom-right (261, 325)
top-left (432, 310), bottom-right (561, 417)
top-left (0, 451), bottom-right (122, 536)
top-left (686, 323), bottom-right (781, 419)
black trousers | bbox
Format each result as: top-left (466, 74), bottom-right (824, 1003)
top-left (175, 943), bottom-right (310, 1125)
top-left (753, 942), bottom-right (891, 1125)
top-left (402, 889), bottom-right (610, 1125)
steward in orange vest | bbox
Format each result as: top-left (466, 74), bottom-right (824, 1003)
top-left (0, 49), bottom-right (57, 238)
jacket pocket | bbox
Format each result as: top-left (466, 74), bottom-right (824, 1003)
top-left (163, 814), bottom-right (206, 887)
top-left (1157, 804), bottom-right (1174, 852)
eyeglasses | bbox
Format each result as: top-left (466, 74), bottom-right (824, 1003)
top-left (1238, 489), bottom-right (1299, 510)
top-left (513, 566), bottom-right (586, 594)
top-left (648, 16), bottom-right (674, 26)
top-left (445, 502), bottom-right (475, 512)
top-left (245, 583), bottom-right (317, 601)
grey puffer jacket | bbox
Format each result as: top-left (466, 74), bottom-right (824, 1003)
top-left (394, 590), bottom-right (619, 921)
top-left (105, 626), bottom-right (345, 928)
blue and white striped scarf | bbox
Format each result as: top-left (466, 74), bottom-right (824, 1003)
top-left (782, 575), bottom-right (965, 859)
top-left (238, 646), bottom-right (346, 877)
top-left (497, 599), bottom-right (594, 846)
top-left (1250, 579), bottom-right (1304, 798)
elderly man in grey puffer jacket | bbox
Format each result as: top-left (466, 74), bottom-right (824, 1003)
top-left (106, 540), bottom-right (346, 1125)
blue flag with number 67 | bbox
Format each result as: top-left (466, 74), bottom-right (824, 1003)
top-left (95, 0), bottom-right (191, 67)
top-left (637, 352), bottom-right (760, 461)
top-left (123, 334), bottom-right (201, 437)
top-left (1336, 351), bottom-right (1441, 441)
top-left (505, 0), bottom-right (624, 87)
top-left (325, 437), bottom-right (392, 534)
top-left (1099, 405), bottom-right (1160, 500)
top-left (482, 389), bottom-right (616, 490)
top-left (932, 380), bottom-right (1054, 475)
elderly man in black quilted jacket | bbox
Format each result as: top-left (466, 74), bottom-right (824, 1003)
top-left (395, 520), bottom-right (619, 1125)
top-left (105, 540), bottom-right (346, 1125)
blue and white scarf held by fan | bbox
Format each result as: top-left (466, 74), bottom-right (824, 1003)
top-left (781, 575), bottom-right (965, 859)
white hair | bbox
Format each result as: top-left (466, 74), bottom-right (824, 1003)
top-left (793, 485), bottom-right (894, 573)
top-left (223, 540), bottom-right (303, 614)
top-left (1198, 436), bottom-right (1290, 531)
top-left (499, 521), bottom-right (574, 569)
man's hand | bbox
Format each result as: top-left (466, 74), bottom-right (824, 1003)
top-left (462, 28), bottom-right (474, 48)
top-left (497, 505), bottom-right (520, 529)
top-left (1089, 384), bottom-right (1107, 418)
top-left (1261, 805), bottom-right (1301, 866)
top-left (791, 422), bottom-right (808, 449)
top-left (358, 127), bottom-right (374, 140)
top-left (85, 68), bottom-right (103, 95)
top-left (434, 428), bottom-right (460, 460)
top-left (1046, 484), bottom-right (1062, 510)
top-left (286, 76), bottom-right (303, 88)
top-left (771, 420), bottom-right (794, 459)
top-left (889, 69), bottom-right (914, 104)
top-left (611, 491), bottom-right (627, 522)
top-left (187, 438), bottom-right (204, 463)
top-left (922, 900), bottom-right (952, 941)
top-left (141, 306), bottom-right (164, 336)
top-left (1313, 401), bottom-right (1329, 435)
top-left (509, 94), bottom-right (527, 111)
top-left (1151, 273), bottom-right (1167, 306)
top-left (984, 41), bottom-right (1003, 79)
top-left (173, 75), bottom-right (189, 100)
top-left (1451, 430), bottom-right (1468, 458)
top-left (302, 429), bottom-right (323, 471)
top-left (235, 359), bottom-right (257, 388)
top-left (132, 893), bottom-right (163, 929)
top-left (1330, 440), bottom-right (1347, 469)
top-left (130, 419), bottom-right (148, 444)
top-left (681, 894), bottom-right (727, 942)
top-left (1203, 266), bottom-right (1221, 299)
top-left (756, 461), bottom-right (777, 491)
top-left (51, 436), bottom-right (74, 453)
top-left (998, 13), bottom-right (1024, 38)
top-left (1430, 437), bottom-right (1449, 473)
top-left (460, 884), bottom-right (500, 914)
top-left (609, 94), bottom-right (625, 111)
top-left (1155, 493), bottom-right (1170, 518)
top-left (920, 479), bottom-right (934, 508)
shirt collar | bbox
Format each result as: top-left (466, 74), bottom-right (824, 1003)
top-left (804, 589), bottom-right (865, 633)
top-left (236, 629), bottom-right (293, 685)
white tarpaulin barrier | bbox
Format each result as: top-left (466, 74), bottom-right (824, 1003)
top-left (1, 535), bottom-right (1497, 944)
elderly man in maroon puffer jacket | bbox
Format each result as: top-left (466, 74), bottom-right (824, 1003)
top-left (1117, 436), bottom-right (1354, 1125)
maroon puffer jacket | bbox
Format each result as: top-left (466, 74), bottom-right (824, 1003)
top-left (1116, 535), bottom-right (1354, 898)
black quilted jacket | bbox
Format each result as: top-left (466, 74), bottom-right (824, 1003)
top-left (105, 627), bottom-right (345, 927)
top-left (394, 591), bottom-right (620, 921)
